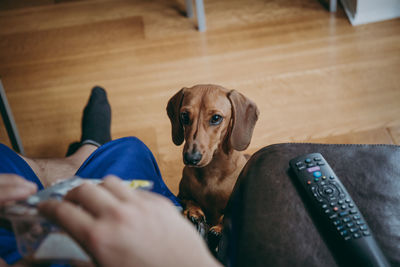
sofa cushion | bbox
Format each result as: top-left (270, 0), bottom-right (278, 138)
top-left (219, 143), bottom-right (400, 266)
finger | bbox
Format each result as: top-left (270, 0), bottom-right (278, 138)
top-left (38, 200), bottom-right (95, 248)
top-left (129, 189), bottom-right (177, 211)
top-left (131, 188), bottom-right (168, 203)
top-left (0, 185), bottom-right (37, 204)
top-left (100, 176), bottom-right (134, 202)
top-left (64, 182), bottom-right (119, 217)
top-left (0, 174), bottom-right (37, 190)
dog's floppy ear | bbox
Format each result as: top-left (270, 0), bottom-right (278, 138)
top-left (227, 90), bottom-right (259, 151)
top-left (167, 88), bottom-right (186, 146)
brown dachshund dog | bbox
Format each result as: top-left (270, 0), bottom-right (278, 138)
top-left (167, 84), bottom-right (259, 245)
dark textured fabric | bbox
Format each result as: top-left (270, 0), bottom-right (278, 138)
top-left (219, 143), bottom-right (400, 267)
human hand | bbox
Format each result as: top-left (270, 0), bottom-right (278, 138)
top-left (0, 175), bottom-right (37, 266)
top-left (39, 176), bottom-right (221, 267)
top-left (0, 174), bottom-right (37, 205)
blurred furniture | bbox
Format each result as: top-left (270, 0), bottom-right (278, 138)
top-left (340, 0), bottom-right (400, 25)
top-left (185, 0), bottom-right (206, 32)
top-left (330, 0), bottom-right (337, 12)
top-left (185, 0), bottom-right (335, 32)
top-left (0, 79), bottom-right (24, 155)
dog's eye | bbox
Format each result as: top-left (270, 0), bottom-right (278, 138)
top-left (180, 112), bottom-right (190, 125)
top-left (210, 114), bottom-right (223, 125)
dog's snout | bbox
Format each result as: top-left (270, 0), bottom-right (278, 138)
top-left (184, 151), bottom-right (203, 166)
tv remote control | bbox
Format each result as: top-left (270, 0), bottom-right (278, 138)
top-left (289, 153), bottom-right (390, 267)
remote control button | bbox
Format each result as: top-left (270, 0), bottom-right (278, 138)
top-left (329, 175), bottom-right (334, 179)
top-left (360, 225), bottom-right (368, 231)
top-left (340, 230), bottom-right (348, 236)
top-left (329, 197), bottom-right (338, 202)
top-left (353, 233), bottom-right (361, 239)
top-left (349, 203), bottom-right (354, 208)
top-left (307, 163), bottom-right (315, 168)
top-left (338, 200), bottom-right (344, 205)
top-left (356, 220), bottom-right (364, 225)
top-left (322, 204), bottom-right (328, 209)
top-left (324, 209), bottom-right (331, 214)
top-left (345, 199), bottom-right (351, 203)
top-left (314, 157), bottom-right (321, 161)
top-left (341, 205), bottom-right (347, 210)
top-left (298, 166), bottom-right (306, 171)
top-left (337, 225), bottom-right (345, 231)
top-left (324, 188), bottom-right (334, 194)
top-left (344, 236), bottom-right (351, 241)
top-left (328, 182), bottom-right (342, 193)
top-left (329, 214), bottom-right (338, 219)
top-left (319, 186), bottom-right (339, 200)
top-left (320, 181), bottom-right (326, 185)
top-left (350, 209), bottom-right (357, 214)
top-left (347, 222), bottom-right (355, 228)
top-left (330, 202), bottom-right (336, 207)
top-left (314, 178), bottom-right (320, 182)
top-left (312, 190), bottom-right (324, 202)
top-left (333, 220), bottom-right (341, 226)
top-left (322, 175), bottom-right (326, 180)
top-left (353, 215), bottom-right (361, 220)
top-left (339, 211), bottom-right (349, 217)
top-left (333, 207), bottom-right (339, 212)
top-left (295, 161), bottom-right (303, 166)
top-left (350, 227), bottom-right (358, 233)
top-left (317, 162), bottom-right (325, 166)
top-left (313, 171), bottom-right (322, 178)
top-left (343, 217), bottom-right (351, 223)
top-left (305, 158), bottom-right (312, 163)
top-left (363, 231), bottom-right (371, 236)
top-left (307, 180), bottom-right (312, 185)
top-left (329, 182), bottom-right (345, 196)
top-left (307, 166), bottom-right (320, 173)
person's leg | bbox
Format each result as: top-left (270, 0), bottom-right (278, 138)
top-left (21, 144), bottom-right (97, 187)
top-left (74, 136), bottom-right (181, 207)
top-left (15, 86), bottom-right (112, 187)
top-left (0, 86), bottom-right (112, 265)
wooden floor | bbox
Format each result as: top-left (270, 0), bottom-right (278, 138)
top-left (0, 0), bottom-right (399, 194)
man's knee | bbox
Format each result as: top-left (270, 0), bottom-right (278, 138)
top-left (111, 137), bottom-right (152, 157)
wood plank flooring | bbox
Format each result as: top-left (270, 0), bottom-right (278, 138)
top-left (0, 0), bottom-right (399, 194)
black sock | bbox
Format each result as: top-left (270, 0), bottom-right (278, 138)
top-left (66, 141), bottom-right (81, 156)
top-left (80, 86), bottom-right (111, 146)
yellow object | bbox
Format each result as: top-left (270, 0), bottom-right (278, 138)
top-left (129, 180), bottom-right (153, 189)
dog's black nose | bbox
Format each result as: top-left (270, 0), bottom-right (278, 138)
top-left (184, 151), bottom-right (202, 165)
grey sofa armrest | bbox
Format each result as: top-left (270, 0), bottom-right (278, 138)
top-left (219, 143), bottom-right (400, 266)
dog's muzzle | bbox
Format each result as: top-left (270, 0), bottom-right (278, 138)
top-left (184, 151), bottom-right (203, 166)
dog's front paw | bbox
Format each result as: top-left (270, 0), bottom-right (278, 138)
top-left (207, 225), bottom-right (223, 253)
top-left (209, 225), bottom-right (223, 237)
top-left (183, 207), bottom-right (207, 237)
top-left (184, 207), bottom-right (206, 224)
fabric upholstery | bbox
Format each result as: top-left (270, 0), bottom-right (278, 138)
top-left (219, 143), bottom-right (400, 266)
